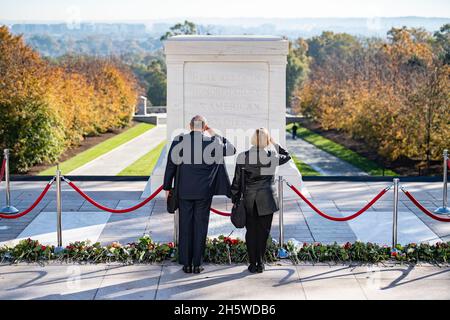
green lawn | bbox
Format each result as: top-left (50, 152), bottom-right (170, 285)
top-left (287, 123), bottom-right (396, 176)
top-left (117, 141), bottom-right (166, 176)
top-left (291, 154), bottom-right (321, 176)
top-left (39, 123), bottom-right (155, 175)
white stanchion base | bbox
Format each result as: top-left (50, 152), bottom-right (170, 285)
top-left (434, 206), bottom-right (450, 215)
top-left (0, 205), bottom-right (19, 214)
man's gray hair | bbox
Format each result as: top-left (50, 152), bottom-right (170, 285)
top-left (190, 115), bottom-right (207, 130)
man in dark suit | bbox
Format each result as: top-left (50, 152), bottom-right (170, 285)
top-left (163, 115), bottom-right (236, 274)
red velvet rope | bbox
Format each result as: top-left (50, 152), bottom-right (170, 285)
top-left (210, 207), bottom-right (231, 217)
top-left (67, 180), bottom-right (163, 213)
top-left (0, 158), bottom-right (5, 183)
top-left (0, 181), bottom-right (53, 219)
top-left (289, 184), bottom-right (389, 221)
top-left (402, 189), bottom-right (450, 222)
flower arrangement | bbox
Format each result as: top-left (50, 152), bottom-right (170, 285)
top-left (0, 236), bottom-right (448, 265)
top-left (203, 235), bottom-right (279, 264)
top-left (3, 238), bottom-right (54, 262)
top-left (286, 240), bottom-right (449, 264)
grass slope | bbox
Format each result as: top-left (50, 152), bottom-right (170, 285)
top-left (39, 123), bottom-right (155, 175)
top-left (287, 123), bottom-right (396, 176)
top-left (117, 141), bottom-right (166, 176)
top-left (291, 154), bottom-right (321, 176)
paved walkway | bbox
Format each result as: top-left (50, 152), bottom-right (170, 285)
top-left (68, 125), bottom-right (166, 176)
top-left (0, 262), bottom-right (448, 300)
top-left (1, 181), bottom-right (448, 247)
top-left (286, 133), bottom-right (368, 176)
top-left (1, 180), bottom-right (449, 300)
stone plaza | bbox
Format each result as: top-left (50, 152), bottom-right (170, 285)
top-left (0, 35), bottom-right (449, 300)
top-left (0, 179), bottom-right (449, 300)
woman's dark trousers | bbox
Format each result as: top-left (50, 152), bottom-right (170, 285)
top-left (245, 205), bottom-right (274, 265)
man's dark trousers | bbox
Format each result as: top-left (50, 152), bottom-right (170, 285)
top-left (178, 197), bottom-right (212, 267)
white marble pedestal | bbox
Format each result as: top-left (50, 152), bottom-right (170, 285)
top-left (142, 35), bottom-right (305, 200)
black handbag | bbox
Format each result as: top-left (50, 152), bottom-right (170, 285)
top-left (231, 168), bottom-right (246, 228)
top-left (166, 165), bottom-right (180, 214)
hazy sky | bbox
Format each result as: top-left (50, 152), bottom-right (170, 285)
top-left (1, 0), bottom-right (449, 21)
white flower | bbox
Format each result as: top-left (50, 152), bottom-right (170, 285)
top-left (288, 238), bottom-right (301, 248)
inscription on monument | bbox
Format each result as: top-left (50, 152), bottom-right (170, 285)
top-left (184, 62), bottom-right (269, 135)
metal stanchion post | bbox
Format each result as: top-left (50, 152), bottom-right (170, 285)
top-left (174, 209), bottom-right (179, 246)
top-left (277, 176), bottom-right (289, 258)
top-left (392, 178), bottom-right (399, 249)
top-left (278, 176), bottom-right (284, 246)
top-left (434, 149), bottom-right (450, 215)
top-left (0, 149), bottom-right (19, 214)
top-left (55, 165), bottom-right (63, 250)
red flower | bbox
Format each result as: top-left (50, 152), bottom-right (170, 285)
top-left (343, 242), bottom-right (352, 249)
top-left (231, 239), bottom-right (239, 245)
top-left (41, 245), bottom-right (47, 251)
top-left (391, 251), bottom-right (398, 257)
top-left (168, 242), bottom-right (174, 248)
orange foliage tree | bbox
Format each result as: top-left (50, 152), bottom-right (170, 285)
top-left (0, 27), bottom-right (138, 172)
top-left (294, 27), bottom-right (450, 167)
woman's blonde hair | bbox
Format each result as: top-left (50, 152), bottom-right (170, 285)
top-left (251, 128), bottom-right (270, 148)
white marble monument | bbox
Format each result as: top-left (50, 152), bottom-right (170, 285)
top-left (143, 35), bottom-right (304, 198)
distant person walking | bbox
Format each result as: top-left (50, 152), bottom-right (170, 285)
top-left (291, 123), bottom-right (299, 140)
top-left (230, 128), bottom-right (291, 273)
top-left (163, 115), bottom-right (236, 274)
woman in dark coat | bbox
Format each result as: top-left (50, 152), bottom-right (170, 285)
top-left (230, 128), bottom-right (291, 273)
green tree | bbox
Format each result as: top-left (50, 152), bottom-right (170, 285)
top-left (286, 39), bottom-right (309, 109)
top-left (145, 60), bottom-right (167, 106)
top-left (433, 23), bottom-right (450, 64)
top-left (307, 31), bottom-right (359, 65)
top-left (160, 20), bottom-right (198, 41)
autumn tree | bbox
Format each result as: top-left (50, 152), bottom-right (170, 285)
top-left (0, 27), bottom-right (138, 172)
top-left (294, 26), bottom-right (449, 169)
top-left (0, 26), bottom-right (65, 172)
